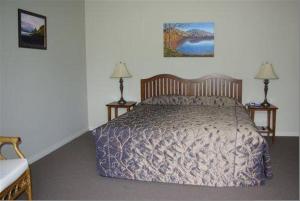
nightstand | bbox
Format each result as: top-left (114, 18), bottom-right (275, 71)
top-left (246, 104), bottom-right (278, 144)
top-left (106, 101), bottom-right (137, 121)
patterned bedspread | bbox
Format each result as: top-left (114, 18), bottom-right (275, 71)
top-left (93, 96), bottom-right (272, 187)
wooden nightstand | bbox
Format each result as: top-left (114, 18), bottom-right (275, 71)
top-left (246, 104), bottom-right (278, 144)
top-left (106, 101), bottom-right (137, 121)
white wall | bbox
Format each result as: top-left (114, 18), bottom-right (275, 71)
top-left (86, 0), bottom-right (300, 136)
top-left (0, 1), bottom-right (4, 135)
top-left (299, 0), bottom-right (300, 123)
top-left (0, 0), bottom-right (88, 163)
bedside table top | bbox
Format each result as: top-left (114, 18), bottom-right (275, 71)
top-left (246, 104), bottom-right (278, 110)
top-left (106, 101), bottom-right (137, 107)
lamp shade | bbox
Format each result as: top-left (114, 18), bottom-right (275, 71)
top-left (111, 62), bottom-right (132, 78)
top-left (255, 63), bottom-right (279, 80)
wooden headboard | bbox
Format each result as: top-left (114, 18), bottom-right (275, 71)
top-left (141, 74), bottom-right (242, 103)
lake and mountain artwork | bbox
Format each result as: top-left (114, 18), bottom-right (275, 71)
top-left (164, 22), bottom-right (214, 57)
top-left (18, 9), bottom-right (47, 49)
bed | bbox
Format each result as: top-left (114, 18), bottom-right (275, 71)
top-left (93, 74), bottom-right (272, 187)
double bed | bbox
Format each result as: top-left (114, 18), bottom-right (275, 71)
top-left (93, 74), bottom-right (272, 187)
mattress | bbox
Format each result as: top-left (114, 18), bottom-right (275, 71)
top-left (93, 95), bottom-right (272, 187)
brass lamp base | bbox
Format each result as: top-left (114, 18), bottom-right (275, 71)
top-left (117, 77), bottom-right (127, 105)
top-left (261, 79), bottom-right (270, 107)
top-left (118, 98), bottom-right (127, 105)
top-left (261, 100), bottom-right (270, 107)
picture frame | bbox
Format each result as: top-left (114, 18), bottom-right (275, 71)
top-left (18, 9), bottom-right (47, 50)
top-left (163, 22), bottom-right (214, 57)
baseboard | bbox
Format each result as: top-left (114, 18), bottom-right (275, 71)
top-left (89, 123), bottom-right (103, 131)
top-left (276, 131), bottom-right (299, 137)
top-left (28, 128), bottom-right (88, 164)
top-left (89, 126), bottom-right (96, 131)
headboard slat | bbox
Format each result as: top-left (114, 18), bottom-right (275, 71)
top-left (141, 74), bottom-right (242, 103)
top-left (220, 79), bottom-right (223, 96)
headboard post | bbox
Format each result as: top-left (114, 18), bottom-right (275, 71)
top-left (141, 79), bottom-right (145, 101)
top-left (187, 83), bottom-right (193, 96)
top-left (141, 74), bottom-right (243, 103)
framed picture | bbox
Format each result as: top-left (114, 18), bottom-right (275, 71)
top-left (163, 22), bottom-right (214, 57)
top-left (18, 9), bottom-right (47, 50)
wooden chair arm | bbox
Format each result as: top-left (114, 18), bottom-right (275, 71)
top-left (0, 136), bottom-right (25, 159)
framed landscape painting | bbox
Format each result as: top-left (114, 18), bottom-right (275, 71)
top-left (18, 9), bottom-right (47, 49)
top-left (164, 22), bottom-right (214, 57)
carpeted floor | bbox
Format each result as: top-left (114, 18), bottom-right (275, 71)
top-left (26, 133), bottom-right (298, 200)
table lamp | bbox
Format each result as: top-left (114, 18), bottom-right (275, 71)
top-left (111, 62), bottom-right (132, 104)
top-left (255, 62), bottom-right (279, 107)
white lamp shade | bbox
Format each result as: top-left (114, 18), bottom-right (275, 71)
top-left (111, 62), bottom-right (132, 78)
top-left (255, 63), bottom-right (279, 80)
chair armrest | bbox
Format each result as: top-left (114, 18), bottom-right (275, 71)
top-left (0, 136), bottom-right (25, 159)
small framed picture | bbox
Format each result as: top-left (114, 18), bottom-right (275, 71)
top-left (18, 9), bottom-right (47, 50)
